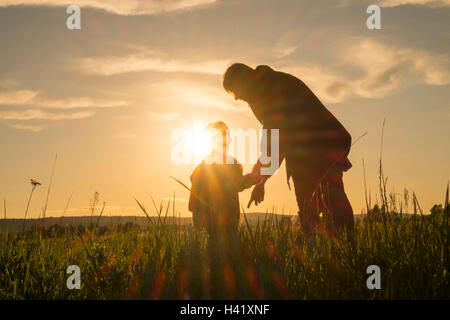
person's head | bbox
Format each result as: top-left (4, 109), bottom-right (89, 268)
top-left (223, 63), bottom-right (254, 101)
top-left (206, 121), bottom-right (230, 156)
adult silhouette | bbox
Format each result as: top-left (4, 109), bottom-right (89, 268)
top-left (223, 63), bottom-right (354, 235)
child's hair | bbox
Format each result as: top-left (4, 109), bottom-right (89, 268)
top-left (206, 121), bottom-right (230, 144)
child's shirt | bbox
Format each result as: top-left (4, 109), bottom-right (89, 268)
top-left (188, 156), bottom-right (252, 232)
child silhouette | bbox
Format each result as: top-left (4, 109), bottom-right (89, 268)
top-left (188, 121), bottom-right (254, 239)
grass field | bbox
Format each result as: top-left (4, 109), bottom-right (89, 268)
top-left (0, 185), bottom-right (448, 300)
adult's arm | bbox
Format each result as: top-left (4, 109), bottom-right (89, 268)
top-left (235, 163), bottom-right (256, 192)
top-left (247, 124), bottom-right (285, 186)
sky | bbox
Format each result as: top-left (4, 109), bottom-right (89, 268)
top-left (0, 0), bottom-right (449, 219)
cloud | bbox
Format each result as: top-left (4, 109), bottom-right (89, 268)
top-left (0, 109), bottom-right (95, 120)
top-left (0, 87), bottom-right (127, 109)
top-left (282, 39), bottom-right (450, 103)
top-left (0, 90), bottom-right (38, 105)
top-left (283, 65), bottom-right (352, 103)
top-left (0, 0), bottom-right (217, 15)
top-left (7, 123), bottom-right (44, 132)
top-left (408, 51), bottom-right (450, 85)
top-left (0, 86), bottom-right (126, 130)
top-left (340, 0), bottom-right (450, 8)
top-left (149, 80), bottom-right (247, 111)
top-left (274, 45), bottom-right (298, 59)
top-left (35, 96), bottom-right (127, 109)
top-left (148, 112), bottom-right (180, 121)
top-left (346, 39), bottom-right (450, 97)
top-left (76, 54), bottom-right (230, 76)
top-left (378, 0), bottom-right (450, 8)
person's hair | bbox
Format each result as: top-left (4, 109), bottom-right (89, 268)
top-left (222, 63), bottom-right (253, 93)
top-left (206, 121), bottom-right (228, 138)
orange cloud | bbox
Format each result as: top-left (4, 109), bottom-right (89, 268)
top-left (75, 54), bottom-right (230, 76)
top-left (148, 80), bottom-right (247, 111)
top-left (281, 39), bottom-right (450, 103)
top-left (7, 123), bottom-right (44, 132)
top-left (378, 0), bottom-right (450, 7)
top-left (0, 90), bottom-right (38, 105)
top-left (0, 0), bottom-right (217, 15)
top-left (0, 109), bottom-right (95, 120)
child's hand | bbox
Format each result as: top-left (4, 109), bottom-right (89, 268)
top-left (247, 183), bottom-right (265, 208)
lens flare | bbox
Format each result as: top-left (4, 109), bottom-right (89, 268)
top-left (185, 122), bottom-right (213, 162)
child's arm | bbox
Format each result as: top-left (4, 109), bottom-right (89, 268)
top-left (235, 163), bottom-right (257, 192)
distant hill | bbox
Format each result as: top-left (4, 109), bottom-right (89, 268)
top-left (0, 212), bottom-right (295, 233)
top-left (0, 212), bottom-right (423, 233)
top-left (0, 216), bottom-right (187, 233)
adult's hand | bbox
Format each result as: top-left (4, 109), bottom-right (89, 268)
top-left (247, 183), bottom-right (265, 208)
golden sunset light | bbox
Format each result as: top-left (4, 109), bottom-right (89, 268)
top-left (0, 0), bottom-right (449, 305)
top-left (182, 121), bottom-right (214, 163)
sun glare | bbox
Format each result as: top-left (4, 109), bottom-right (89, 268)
top-left (185, 122), bottom-right (212, 161)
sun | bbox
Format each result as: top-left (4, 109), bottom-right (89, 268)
top-left (185, 122), bottom-right (213, 162)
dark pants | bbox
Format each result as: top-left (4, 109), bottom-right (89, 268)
top-left (291, 161), bottom-right (354, 236)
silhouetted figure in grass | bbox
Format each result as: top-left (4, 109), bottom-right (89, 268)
top-left (223, 63), bottom-right (354, 237)
top-left (188, 121), bottom-right (253, 298)
top-left (189, 121), bottom-right (254, 236)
